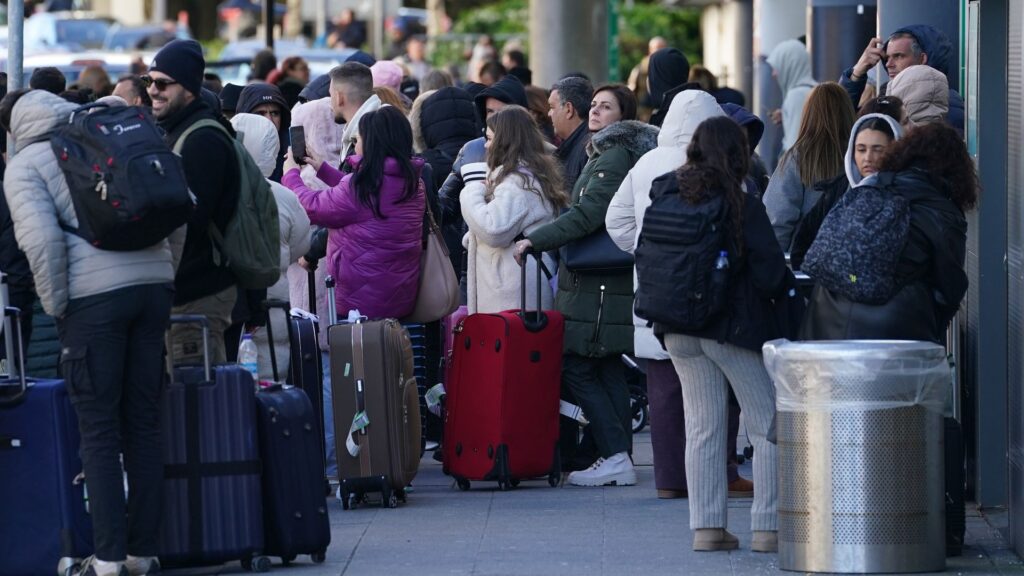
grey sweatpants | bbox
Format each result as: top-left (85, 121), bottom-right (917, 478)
top-left (664, 333), bottom-right (778, 531)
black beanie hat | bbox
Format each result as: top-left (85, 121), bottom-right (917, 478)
top-left (149, 39), bottom-right (205, 96)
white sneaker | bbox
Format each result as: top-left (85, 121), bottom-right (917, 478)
top-left (566, 452), bottom-right (636, 487)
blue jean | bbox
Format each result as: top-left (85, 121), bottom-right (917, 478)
top-left (322, 352), bottom-right (337, 479)
top-left (57, 283), bottom-right (174, 560)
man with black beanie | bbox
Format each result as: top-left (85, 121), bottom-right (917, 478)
top-left (148, 39), bottom-right (241, 365)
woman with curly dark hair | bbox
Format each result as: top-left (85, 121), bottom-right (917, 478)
top-left (638, 116), bottom-right (793, 553)
top-left (801, 122), bottom-right (978, 342)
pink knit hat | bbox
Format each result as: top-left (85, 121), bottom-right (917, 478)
top-left (370, 61), bottom-right (404, 90)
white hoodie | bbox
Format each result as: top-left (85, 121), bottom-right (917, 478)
top-left (605, 90), bottom-right (725, 360)
top-left (767, 39), bottom-right (817, 153)
top-left (844, 113), bottom-right (904, 188)
top-left (231, 113), bottom-right (312, 380)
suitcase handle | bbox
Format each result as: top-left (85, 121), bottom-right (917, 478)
top-left (168, 315), bottom-right (211, 382)
top-left (0, 306), bottom-right (27, 407)
top-left (518, 249), bottom-right (549, 333)
top-left (325, 275), bottom-right (338, 326)
top-left (261, 299), bottom-right (297, 383)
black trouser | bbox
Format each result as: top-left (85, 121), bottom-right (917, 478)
top-left (562, 354), bottom-right (632, 459)
top-left (57, 283), bottom-right (174, 561)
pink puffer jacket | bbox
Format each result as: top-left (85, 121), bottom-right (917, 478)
top-left (283, 156), bottom-right (425, 320)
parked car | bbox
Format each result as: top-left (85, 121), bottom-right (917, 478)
top-left (104, 23), bottom-right (184, 52)
top-left (24, 11), bottom-right (114, 53)
top-left (11, 52), bottom-right (140, 87)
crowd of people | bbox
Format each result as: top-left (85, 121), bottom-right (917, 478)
top-left (0, 19), bottom-right (977, 575)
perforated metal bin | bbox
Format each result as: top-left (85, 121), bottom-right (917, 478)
top-left (763, 340), bottom-right (950, 574)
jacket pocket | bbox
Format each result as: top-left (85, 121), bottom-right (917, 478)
top-left (60, 346), bottom-right (93, 401)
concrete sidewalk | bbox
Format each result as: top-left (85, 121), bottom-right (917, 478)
top-left (170, 430), bottom-right (1022, 576)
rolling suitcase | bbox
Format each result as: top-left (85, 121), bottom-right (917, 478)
top-left (159, 315), bottom-right (269, 572)
top-left (326, 276), bottom-right (421, 510)
top-left (263, 299), bottom-right (325, 443)
top-left (254, 387), bottom-right (331, 565)
top-left (0, 305), bottom-right (93, 576)
top-left (443, 252), bottom-right (564, 490)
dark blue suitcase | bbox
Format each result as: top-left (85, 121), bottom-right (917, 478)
top-left (159, 316), bottom-right (269, 572)
top-left (255, 387), bottom-right (331, 565)
top-left (0, 305), bottom-right (92, 576)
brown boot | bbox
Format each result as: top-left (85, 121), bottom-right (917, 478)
top-left (693, 528), bottom-right (739, 551)
top-left (728, 476), bottom-right (754, 498)
top-left (751, 530), bottom-right (778, 553)
top-left (657, 489), bottom-right (688, 499)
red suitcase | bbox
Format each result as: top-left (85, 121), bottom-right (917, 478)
top-left (443, 252), bottom-right (563, 490)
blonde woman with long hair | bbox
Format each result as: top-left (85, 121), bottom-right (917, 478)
top-left (459, 105), bottom-right (567, 314)
top-left (763, 81), bottom-right (856, 251)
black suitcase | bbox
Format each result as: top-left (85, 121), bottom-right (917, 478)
top-left (255, 386), bottom-right (331, 565)
top-left (160, 315), bottom-right (269, 572)
top-left (264, 299), bottom-right (325, 439)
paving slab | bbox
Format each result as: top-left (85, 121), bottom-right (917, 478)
top-left (165, 430), bottom-right (1020, 576)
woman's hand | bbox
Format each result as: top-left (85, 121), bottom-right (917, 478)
top-left (283, 148), bottom-right (300, 174)
top-left (303, 149), bottom-right (324, 172)
top-left (513, 238), bottom-right (533, 265)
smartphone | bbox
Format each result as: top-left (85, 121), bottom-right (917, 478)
top-left (289, 125), bottom-right (307, 165)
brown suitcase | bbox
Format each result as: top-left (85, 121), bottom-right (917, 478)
top-left (327, 277), bottom-right (421, 509)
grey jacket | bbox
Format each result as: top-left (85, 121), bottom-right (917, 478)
top-left (4, 90), bottom-right (184, 318)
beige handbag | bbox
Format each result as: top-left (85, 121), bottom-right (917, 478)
top-left (402, 201), bottom-right (460, 323)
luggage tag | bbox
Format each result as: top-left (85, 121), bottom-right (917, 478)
top-left (560, 400), bottom-right (589, 425)
top-left (346, 410), bottom-right (370, 457)
top-left (425, 383), bottom-right (445, 416)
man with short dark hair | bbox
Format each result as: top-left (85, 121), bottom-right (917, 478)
top-left (29, 67), bottom-right (67, 95)
top-left (147, 39), bottom-right (240, 364)
top-left (839, 24), bottom-right (964, 133)
top-left (328, 62), bottom-right (381, 161)
top-left (549, 76), bottom-right (593, 190)
top-left (113, 75), bottom-right (152, 108)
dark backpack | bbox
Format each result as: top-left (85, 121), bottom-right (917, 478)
top-left (51, 103), bottom-right (193, 251)
top-left (173, 119), bottom-right (281, 289)
top-left (634, 190), bottom-right (730, 331)
top-left (802, 172), bottom-right (911, 304)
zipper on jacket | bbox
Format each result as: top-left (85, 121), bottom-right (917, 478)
top-left (591, 284), bottom-right (606, 343)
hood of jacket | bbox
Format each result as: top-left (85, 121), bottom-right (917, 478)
top-left (236, 81), bottom-right (291, 132)
top-left (891, 24), bottom-right (954, 80)
top-left (722, 102), bottom-right (765, 150)
top-left (291, 97), bottom-right (343, 170)
top-left (767, 39), bottom-right (816, 96)
top-left (474, 75), bottom-right (528, 127)
top-left (421, 86), bottom-right (478, 151)
top-left (887, 64), bottom-right (949, 126)
top-left (231, 113), bottom-right (279, 178)
top-left (11, 90), bottom-right (77, 152)
top-left (587, 120), bottom-right (660, 160)
top-left (299, 73), bottom-right (331, 102)
top-left (647, 48), bottom-right (691, 107)
top-left (659, 90), bottom-right (724, 149)
top-left (845, 113), bottom-right (903, 187)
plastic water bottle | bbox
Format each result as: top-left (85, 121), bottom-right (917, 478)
top-left (715, 250), bottom-right (730, 270)
top-left (238, 334), bottom-right (259, 390)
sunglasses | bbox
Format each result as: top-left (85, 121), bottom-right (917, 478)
top-left (141, 75), bottom-right (179, 91)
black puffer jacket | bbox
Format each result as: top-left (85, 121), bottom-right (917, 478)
top-left (800, 168), bottom-right (967, 344)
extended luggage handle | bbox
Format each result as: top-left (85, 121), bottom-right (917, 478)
top-left (167, 315), bottom-right (212, 382)
top-left (325, 276), bottom-right (338, 326)
top-left (519, 249), bottom-right (549, 333)
top-left (0, 306), bottom-right (28, 407)
top-left (261, 299), bottom-right (298, 384)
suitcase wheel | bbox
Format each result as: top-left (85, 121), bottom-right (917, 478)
top-left (548, 473), bottom-right (560, 488)
top-left (281, 555), bottom-right (297, 566)
top-left (311, 551), bottom-right (327, 564)
top-left (387, 493), bottom-right (399, 508)
top-left (509, 478), bottom-right (520, 488)
top-left (456, 477), bottom-right (471, 491)
top-left (241, 555), bottom-right (271, 573)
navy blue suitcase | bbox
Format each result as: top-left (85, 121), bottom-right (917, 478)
top-left (0, 305), bottom-right (92, 576)
top-left (255, 387), bottom-right (331, 565)
top-left (159, 316), bottom-right (269, 572)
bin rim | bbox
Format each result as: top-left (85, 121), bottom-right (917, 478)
top-left (762, 339), bottom-right (947, 361)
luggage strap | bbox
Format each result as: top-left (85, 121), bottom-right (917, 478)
top-left (560, 400), bottom-right (589, 425)
top-left (349, 325), bottom-right (372, 476)
top-left (167, 380), bottom-right (262, 555)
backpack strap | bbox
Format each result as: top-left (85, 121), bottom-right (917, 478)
top-left (171, 118), bottom-right (237, 266)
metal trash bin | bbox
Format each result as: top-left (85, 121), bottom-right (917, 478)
top-left (763, 340), bottom-right (950, 574)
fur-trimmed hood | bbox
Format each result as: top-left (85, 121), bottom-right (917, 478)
top-left (587, 120), bottom-right (660, 159)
